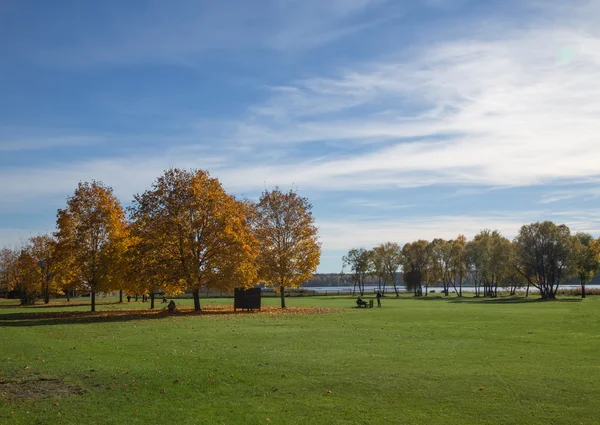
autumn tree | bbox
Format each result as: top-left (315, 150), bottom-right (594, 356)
top-left (127, 217), bottom-right (178, 309)
top-left (429, 238), bottom-right (453, 296)
top-left (1, 242), bottom-right (62, 305)
top-left (514, 221), bottom-right (576, 300)
top-left (372, 242), bottom-right (403, 296)
top-left (449, 235), bottom-right (468, 296)
top-left (130, 169), bottom-right (258, 312)
top-left (466, 230), bottom-right (511, 297)
top-left (55, 181), bottom-right (129, 312)
top-left (488, 236), bottom-right (512, 297)
top-left (572, 232), bottom-right (599, 298)
top-left (0, 247), bottom-right (18, 298)
top-left (52, 241), bottom-right (80, 301)
top-left (253, 188), bottom-right (320, 308)
top-left (28, 234), bottom-right (62, 304)
top-left (421, 242), bottom-right (440, 296)
top-left (498, 241), bottom-right (526, 296)
top-left (401, 240), bottom-right (430, 296)
top-left (0, 245), bottom-right (40, 305)
top-left (342, 248), bottom-right (373, 297)
top-left (371, 247), bottom-right (386, 293)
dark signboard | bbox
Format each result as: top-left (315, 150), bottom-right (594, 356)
top-left (234, 287), bottom-right (261, 311)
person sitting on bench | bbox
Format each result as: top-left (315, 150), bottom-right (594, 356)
top-left (167, 300), bottom-right (177, 313)
top-left (356, 296), bottom-right (368, 308)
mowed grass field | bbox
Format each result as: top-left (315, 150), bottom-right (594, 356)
top-left (0, 294), bottom-right (599, 425)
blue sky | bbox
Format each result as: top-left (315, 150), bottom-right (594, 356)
top-left (1, 0), bottom-right (600, 273)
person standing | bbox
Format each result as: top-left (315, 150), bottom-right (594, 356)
top-left (376, 290), bottom-right (382, 307)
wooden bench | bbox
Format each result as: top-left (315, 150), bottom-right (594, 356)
top-left (356, 299), bottom-right (374, 308)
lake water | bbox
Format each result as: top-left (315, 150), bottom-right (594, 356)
top-left (300, 284), bottom-right (600, 294)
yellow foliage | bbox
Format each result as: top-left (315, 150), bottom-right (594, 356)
top-left (253, 188), bottom-right (321, 307)
top-left (129, 169), bottom-right (259, 310)
top-left (55, 181), bottom-right (129, 311)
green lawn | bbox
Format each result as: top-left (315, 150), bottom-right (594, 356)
top-left (1, 294), bottom-right (599, 424)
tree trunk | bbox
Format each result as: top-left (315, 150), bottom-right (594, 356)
top-left (393, 283), bottom-right (399, 297)
top-left (525, 282), bottom-right (530, 298)
top-left (66, 291), bottom-right (70, 302)
top-left (581, 282), bottom-right (586, 299)
top-left (193, 289), bottom-right (201, 311)
top-left (150, 292), bottom-right (155, 309)
top-left (551, 283), bottom-right (558, 299)
top-left (540, 284), bottom-right (556, 300)
top-left (119, 290), bottom-right (123, 303)
top-left (135, 294), bottom-right (138, 301)
top-left (280, 285), bottom-right (286, 309)
top-left (91, 291), bottom-right (96, 312)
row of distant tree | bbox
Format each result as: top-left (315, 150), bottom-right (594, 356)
top-left (339, 223), bottom-right (600, 299)
top-left (304, 273), bottom-right (380, 287)
top-left (0, 169), bottom-right (321, 310)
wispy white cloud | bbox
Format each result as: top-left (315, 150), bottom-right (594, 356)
top-left (540, 186), bottom-right (600, 204)
top-left (344, 198), bottom-right (415, 209)
top-left (223, 2), bottom-right (600, 190)
top-left (0, 127), bottom-right (104, 151)
top-left (4, 1), bottom-right (600, 201)
top-left (0, 152), bottom-right (228, 208)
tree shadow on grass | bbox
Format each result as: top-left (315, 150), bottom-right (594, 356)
top-left (392, 295), bottom-right (583, 304)
top-left (407, 296), bottom-right (453, 301)
top-left (0, 309), bottom-right (190, 327)
top-left (449, 297), bottom-right (583, 304)
top-left (0, 308), bottom-right (251, 327)
top-left (0, 306), bottom-right (328, 327)
top-left (0, 301), bottom-right (123, 309)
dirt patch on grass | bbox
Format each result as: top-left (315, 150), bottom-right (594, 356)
top-left (0, 378), bottom-right (84, 400)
